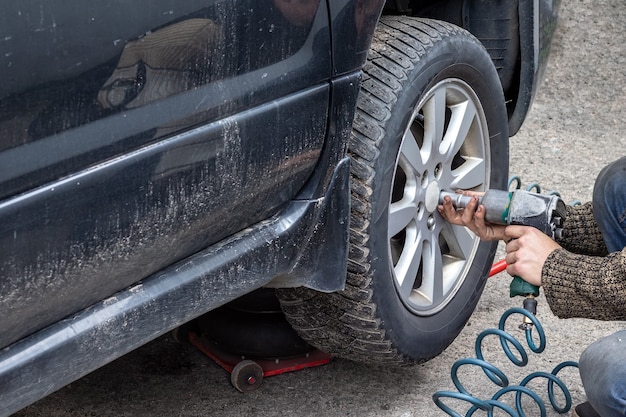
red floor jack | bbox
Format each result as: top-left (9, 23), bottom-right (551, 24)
top-left (176, 289), bottom-right (332, 392)
top-left (187, 331), bottom-right (332, 392)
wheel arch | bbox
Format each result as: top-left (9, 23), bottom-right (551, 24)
top-left (382, 0), bottom-right (560, 135)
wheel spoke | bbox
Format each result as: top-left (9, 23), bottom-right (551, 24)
top-left (395, 235), bottom-right (423, 299)
top-left (388, 199), bottom-right (417, 238)
top-left (442, 222), bottom-right (476, 260)
top-left (422, 88), bottom-right (447, 161)
top-left (415, 237), bottom-right (444, 304)
top-left (400, 129), bottom-right (423, 175)
top-left (440, 99), bottom-right (477, 160)
top-left (450, 157), bottom-right (485, 190)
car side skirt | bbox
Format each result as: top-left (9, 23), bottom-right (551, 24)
top-left (0, 157), bottom-right (349, 416)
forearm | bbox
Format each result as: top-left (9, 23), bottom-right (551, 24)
top-left (556, 203), bottom-right (608, 256)
top-left (542, 247), bottom-right (626, 321)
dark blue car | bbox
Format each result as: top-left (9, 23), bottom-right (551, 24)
top-left (0, 0), bottom-right (559, 414)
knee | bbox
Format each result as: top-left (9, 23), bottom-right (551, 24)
top-left (592, 157), bottom-right (626, 252)
top-left (579, 330), bottom-right (626, 378)
top-left (579, 331), bottom-right (626, 416)
top-left (593, 156), bottom-right (626, 205)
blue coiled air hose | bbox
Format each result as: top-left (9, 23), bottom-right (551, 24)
top-left (432, 307), bottom-right (579, 417)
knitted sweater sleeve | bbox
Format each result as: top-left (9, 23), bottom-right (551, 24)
top-left (542, 202), bottom-right (625, 320)
top-left (555, 202), bottom-right (608, 256)
top-left (542, 248), bottom-right (626, 320)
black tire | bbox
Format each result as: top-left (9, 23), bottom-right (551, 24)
top-left (277, 17), bottom-right (509, 365)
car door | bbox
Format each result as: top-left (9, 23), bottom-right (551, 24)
top-left (0, 0), bottom-right (331, 349)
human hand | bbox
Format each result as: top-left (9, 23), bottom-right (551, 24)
top-left (437, 191), bottom-right (507, 241)
top-left (504, 226), bottom-right (562, 286)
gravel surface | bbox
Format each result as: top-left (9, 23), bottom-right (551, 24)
top-left (14, 0), bottom-right (626, 416)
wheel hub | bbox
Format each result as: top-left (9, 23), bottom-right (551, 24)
top-left (424, 181), bottom-right (441, 213)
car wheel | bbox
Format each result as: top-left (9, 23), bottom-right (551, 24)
top-left (277, 16), bottom-right (509, 365)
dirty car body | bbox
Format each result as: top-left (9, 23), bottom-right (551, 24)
top-left (0, 0), bottom-right (559, 415)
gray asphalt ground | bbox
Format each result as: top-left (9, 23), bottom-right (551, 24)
top-left (14, 0), bottom-right (626, 416)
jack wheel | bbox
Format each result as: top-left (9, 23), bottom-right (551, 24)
top-left (231, 360), bottom-right (264, 392)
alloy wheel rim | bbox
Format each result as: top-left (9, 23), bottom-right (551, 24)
top-left (388, 78), bottom-right (490, 315)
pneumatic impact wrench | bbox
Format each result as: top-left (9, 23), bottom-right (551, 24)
top-left (439, 189), bottom-right (567, 330)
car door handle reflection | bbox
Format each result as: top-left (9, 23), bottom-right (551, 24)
top-left (98, 18), bottom-right (224, 109)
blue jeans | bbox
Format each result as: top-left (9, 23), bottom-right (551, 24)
top-left (593, 155), bottom-right (626, 252)
top-left (579, 331), bottom-right (626, 417)
top-left (578, 156), bottom-right (626, 417)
